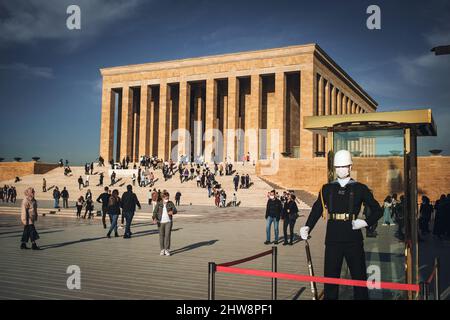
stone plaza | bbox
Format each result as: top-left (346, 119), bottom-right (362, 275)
top-left (0, 203), bottom-right (448, 300)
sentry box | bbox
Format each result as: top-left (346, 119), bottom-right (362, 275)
top-left (304, 108), bottom-right (437, 300)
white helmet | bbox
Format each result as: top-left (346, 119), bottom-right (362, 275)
top-left (333, 150), bottom-right (352, 167)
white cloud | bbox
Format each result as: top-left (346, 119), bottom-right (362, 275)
top-left (0, 63), bottom-right (54, 79)
top-left (396, 52), bottom-right (450, 87)
top-left (0, 0), bottom-right (145, 44)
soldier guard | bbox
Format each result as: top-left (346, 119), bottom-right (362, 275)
top-left (300, 149), bottom-right (383, 300)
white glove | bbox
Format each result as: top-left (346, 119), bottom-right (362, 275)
top-left (352, 219), bottom-right (368, 230)
top-left (300, 226), bottom-right (310, 240)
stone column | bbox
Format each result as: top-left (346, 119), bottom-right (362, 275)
top-left (323, 80), bottom-right (330, 152)
top-left (166, 85), bottom-right (173, 160)
top-left (272, 72), bottom-right (286, 158)
top-left (324, 80), bottom-right (330, 115)
top-left (299, 66), bottom-right (315, 158)
top-left (316, 75), bottom-right (324, 154)
top-left (100, 86), bottom-right (115, 162)
top-left (343, 95), bottom-right (348, 114)
top-left (120, 86), bottom-right (133, 161)
top-left (148, 87), bottom-right (155, 157)
top-left (346, 97), bottom-right (351, 114)
top-left (337, 90), bottom-right (342, 115)
top-left (132, 91), bottom-right (140, 162)
top-left (205, 78), bottom-right (217, 163)
top-left (226, 76), bottom-right (238, 162)
top-left (193, 85), bottom-right (203, 160)
top-left (318, 75), bottom-right (324, 116)
top-left (158, 81), bottom-right (168, 160)
top-left (247, 74), bottom-right (261, 161)
top-left (331, 85), bottom-right (337, 115)
top-left (178, 81), bottom-right (189, 159)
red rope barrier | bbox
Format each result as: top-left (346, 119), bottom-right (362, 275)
top-left (218, 249), bottom-right (273, 267)
top-left (216, 266), bottom-right (420, 292)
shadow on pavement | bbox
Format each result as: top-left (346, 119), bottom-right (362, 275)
top-left (131, 228), bottom-right (182, 238)
top-left (40, 235), bottom-right (108, 250)
top-left (3, 229), bottom-right (65, 238)
top-left (171, 239), bottom-right (219, 255)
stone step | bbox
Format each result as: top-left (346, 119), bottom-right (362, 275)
top-left (0, 206), bottom-right (202, 221)
top-left (1, 164), bottom-right (313, 209)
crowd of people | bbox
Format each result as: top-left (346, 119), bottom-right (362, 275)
top-left (14, 154), bottom-right (257, 253)
top-left (0, 185), bottom-right (17, 203)
top-left (423, 194), bottom-right (450, 240)
top-left (372, 192), bottom-right (450, 241)
top-left (110, 155), bottom-right (251, 208)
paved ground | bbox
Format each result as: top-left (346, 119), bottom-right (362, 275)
top-left (0, 205), bottom-right (448, 300)
top-left (0, 207), bottom-right (322, 300)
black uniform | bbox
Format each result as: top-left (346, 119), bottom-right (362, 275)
top-left (305, 178), bottom-right (382, 300)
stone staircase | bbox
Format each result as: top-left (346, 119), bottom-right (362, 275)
top-left (1, 163), bottom-right (273, 208)
top-left (1, 162), bottom-right (315, 216)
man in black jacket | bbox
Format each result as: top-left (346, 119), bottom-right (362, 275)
top-left (121, 185), bottom-right (141, 238)
top-left (299, 150), bottom-right (382, 300)
top-left (96, 186), bottom-right (110, 229)
top-left (78, 176), bottom-right (84, 190)
top-left (265, 190), bottom-right (282, 245)
top-left (61, 187), bottom-right (69, 209)
top-left (233, 174), bottom-right (239, 192)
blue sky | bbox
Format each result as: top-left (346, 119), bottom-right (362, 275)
top-left (0, 0), bottom-right (449, 164)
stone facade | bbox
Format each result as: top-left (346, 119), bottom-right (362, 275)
top-left (0, 162), bottom-right (59, 182)
top-left (257, 156), bottom-right (450, 204)
top-left (99, 44), bottom-right (377, 163)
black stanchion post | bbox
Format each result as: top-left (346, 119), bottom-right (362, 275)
top-left (272, 246), bottom-right (277, 300)
top-left (435, 257), bottom-right (440, 300)
top-left (419, 282), bottom-right (427, 300)
top-left (208, 262), bottom-right (216, 300)
top-left (419, 282), bottom-right (424, 300)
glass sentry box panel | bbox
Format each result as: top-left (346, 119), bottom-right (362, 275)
top-left (333, 129), bottom-right (407, 300)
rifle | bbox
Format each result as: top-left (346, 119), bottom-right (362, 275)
top-left (305, 239), bottom-right (319, 300)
